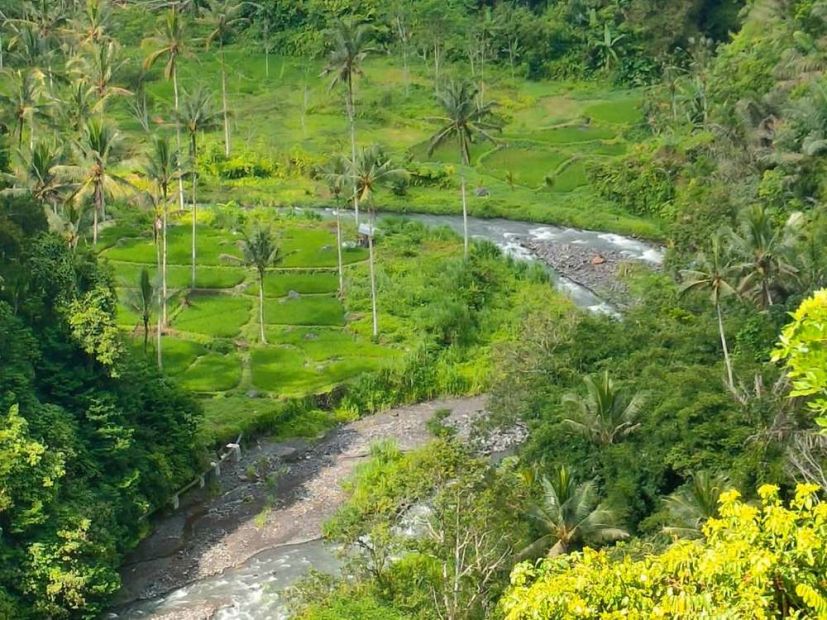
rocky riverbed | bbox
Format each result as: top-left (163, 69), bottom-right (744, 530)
top-left (521, 237), bottom-right (660, 305)
top-left (113, 395), bottom-right (523, 618)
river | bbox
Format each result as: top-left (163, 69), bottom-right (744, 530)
top-left (111, 215), bottom-right (663, 619)
top-left (317, 209), bottom-right (663, 314)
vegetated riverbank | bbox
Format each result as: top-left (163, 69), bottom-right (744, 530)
top-left (114, 396), bottom-right (528, 618)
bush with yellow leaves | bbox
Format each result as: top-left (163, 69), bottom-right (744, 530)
top-left (500, 484), bottom-right (827, 619)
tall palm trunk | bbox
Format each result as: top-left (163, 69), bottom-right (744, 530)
top-left (336, 205), bottom-right (344, 295)
top-left (191, 134), bottom-right (198, 288)
top-left (220, 45), bottom-right (230, 156)
top-left (433, 41), bottom-right (441, 92)
top-left (162, 189), bottom-right (168, 326)
top-left (93, 182), bottom-right (102, 246)
top-left (368, 210), bottom-right (378, 338)
top-left (142, 313), bottom-right (149, 353)
top-left (716, 302), bottom-right (734, 389)
top-left (156, 227), bottom-right (163, 369)
top-left (157, 310), bottom-right (163, 369)
top-left (461, 176), bottom-right (468, 258)
top-left (264, 22), bottom-right (270, 78)
top-left (173, 67), bottom-right (185, 211)
top-left (347, 78), bottom-right (360, 226)
top-left (396, 17), bottom-right (409, 97)
top-left (258, 273), bottom-right (267, 344)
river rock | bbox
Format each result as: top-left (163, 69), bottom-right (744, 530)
top-left (287, 290), bottom-right (301, 299)
top-left (520, 238), bottom-right (655, 304)
top-left (272, 445), bottom-right (300, 462)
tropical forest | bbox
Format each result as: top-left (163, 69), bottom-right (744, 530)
top-left (1, 0), bottom-right (827, 618)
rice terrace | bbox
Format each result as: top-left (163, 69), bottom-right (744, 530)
top-left (3, 1), bottom-right (827, 619)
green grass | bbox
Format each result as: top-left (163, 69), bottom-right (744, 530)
top-left (263, 296), bottom-right (346, 326)
top-left (483, 147), bottom-right (570, 188)
top-left (173, 294), bottom-right (252, 337)
top-left (279, 227), bottom-right (367, 268)
top-left (102, 226), bottom-right (241, 266)
top-left (550, 160), bottom-right (590, 193)
top-left (250, 271), bottom-right (339, 297)
top-left (112, 261), bottom-right (247, 290)
top-left (161, 338), bottom-right (207, 375)
top-left (410, 139), bottom-right (494, 165)
top-left (199, 394), bottom-right (337, 445)
top-left (179, 353), bottom-right (242, 392)
top-left (526, 125), bottom-right (618, 144)
top-left (584, 98), bottom-right (642, 125)
top-left (250, 347), bottom-right (322, 394)
top-left (265, 327), bottom-right (396, 364)
top-left (249, 346), bottom-right (385, 394)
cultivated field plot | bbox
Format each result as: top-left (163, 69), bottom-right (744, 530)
top-left (111, 51), bottom-right (657, 237)
top-left (106, 219), bottom-right (395, 398)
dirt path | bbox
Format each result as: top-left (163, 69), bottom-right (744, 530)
top-left (115, 396), bottom-right (488, 609)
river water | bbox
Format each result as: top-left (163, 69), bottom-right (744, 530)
top-left (114, 213), bottom-right (663, 619)
top-left (368, 212), bottom-right (663, 314)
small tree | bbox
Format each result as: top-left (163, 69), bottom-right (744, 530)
top-left (322, 18), bottom-right (374, 226)
top-left (225, 227), bottom-right (282, 343)
top-left (142, 135), bottom-right (181, 327)
top-left (124, 267), bottom-right (155, 355)
top-left (562, 371), bottom-right (643, 446)
top-left (350, 145), bottom-right (407, 338)
top-left (321, 154), bottom-right (351, 295)
top-left (680, 234), bottom-right (737, 389)
top-left (517, 465), bottom-right (627, 559)
top-left (177, 86), bottom-right (221, 288)
top-left (662, 471), bottom-right (730, 539)
top-left (61, 119), bottom-right (130, 246)
top-left (429, 80), bottom-right (501, 256)
top-left (143, 8), bottom-right (187, 210)
top-left (201, 0), bottom-right (249, 157)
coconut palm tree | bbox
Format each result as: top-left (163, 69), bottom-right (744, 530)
top-left (59, 80), bottom-right (95, 135)
top-left (321, 153), bottom-right (351, 295)
top-left (177, 85), bottom-right (221, 288)
top-left (125, 267), bottom-right (155, 355)
top-left (69, 0), bottom-right (112, 47)
top-left (350, 145), bottom-right (407, 338)
top-left (201, 0), bottom-right (249, 157)
top-left (428, 79), bottom-right (501, 255)
top-left (322, 18), bottom-right (374, 226)
top-left (62, 118), bottom-right (130, 246)
top-left (142, 135), bottom-right (181, 327)
top-left (729, 205), bottom-right (802, 309)
top-left (562, 371), bottom-right (643, 446)
top-left (70, 39), bottom-right (130, 114)
top-left (429, 80), bottom-right (501, 166)
top-left (143, 8), bottom-right (187, 210)
top-left (225, 227), bottom-right (282, 344)
top-left (662, 471), bottom-right (731, 539)
top-left (517, 465), bottom-right (628, 559)
top-left (1, 140), bottom-right (70, 213)
top-left (679, 234), bottom-right (737, 389)
top-left (47, 200), bottom-right (84, 251)
top-left (0, 69), bottom-right (49, 148)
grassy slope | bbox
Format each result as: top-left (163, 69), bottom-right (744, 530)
top-left (105, 216), bottom-right (398, 443)
top-left (114, 44), bottom-right (661, 239)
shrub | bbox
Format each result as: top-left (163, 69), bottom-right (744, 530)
top-left (501, 485), bottom-right (827, 619)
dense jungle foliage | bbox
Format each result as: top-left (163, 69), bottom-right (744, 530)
top-left (1, 0), bottom-right (827, 618)
top-left (0, 194), bottom-right (202, 617)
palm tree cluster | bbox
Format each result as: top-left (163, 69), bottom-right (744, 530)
top-left (680, 205), bottom-right (805, 389)
top-left (0, 0), bottom-right (249, 367)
